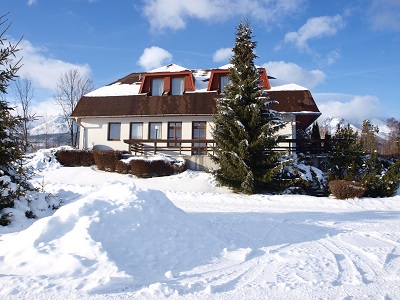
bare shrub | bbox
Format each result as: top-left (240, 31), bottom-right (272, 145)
top-left (329, 180), bottom-right (366, 199)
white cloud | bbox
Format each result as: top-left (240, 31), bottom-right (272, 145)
top-left (284, 15), bottom-right (345, 52)
top-left (13, 39), bottom-right (91, 91)
top-left (213, 48), bottom-right (232, 63)
top-left (368, 0), bottom-right (400, 31)
top-left (141, 0), bottom-right (305, 31)
top-left (26, 0), bottom-right (37, 5)
top-left (315, 93), bottom-right (381, 124)
top-left (262, 61), bottom-right (326, 89)
top-left (137, 46), bottom-right (173, 70)
top-left (31, 98), bottom-right (63, 118)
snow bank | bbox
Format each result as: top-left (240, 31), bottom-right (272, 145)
top-left (0, 181), bottom-right (225, 295)
top-left (24, 146), bottom-right (73, 171)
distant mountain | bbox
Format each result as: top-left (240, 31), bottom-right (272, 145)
top-left (319, 117), bottom-right (390, 139)
top-left (29, 115), bottom-right (68, 136)
top-left (29, 115), bottom-right (69, 149)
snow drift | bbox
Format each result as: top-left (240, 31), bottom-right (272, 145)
top-left (0, 181), bottom-right (225, 295)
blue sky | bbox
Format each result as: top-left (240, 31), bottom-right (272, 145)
top-left (2, 0), bottom-right (400, 123)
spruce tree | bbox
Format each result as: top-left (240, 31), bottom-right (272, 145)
top-left (327, 123), bottom-right (363, 181)
top-left (210, 20), bottom-right (286, 194)
top-left (0, 14), bottom-right (32, 225)
top-left (311, 122), bottom-right (321, 140)
top-left (360, 119), bottom-right (379, 154)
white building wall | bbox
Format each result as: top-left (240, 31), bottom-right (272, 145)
top-left (76, 113), bottom-right (297, 170)
top-left (77, 115), bottom-right (214, 151)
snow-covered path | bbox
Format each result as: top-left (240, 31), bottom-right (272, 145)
top-left (1, 159), bottom-right (400, 299)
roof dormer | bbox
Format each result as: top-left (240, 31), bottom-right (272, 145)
top-left (139, 64), bottom-right (196, 96)
top-left (207, 65), bottom-right (271, 93)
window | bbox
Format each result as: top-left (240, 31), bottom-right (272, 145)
top-left (220, 76), bottom-right (230, 93)
top-left (108, 122), bottom-right (121, 140)
top-left (171, 77), bottom-right (184, 95)
top-left (192, 121), bottom-right (206, 155)
top-left (149, 122), bottom-right (162, 139)
top-left (130, 122), bottom-right (143, 139)
top-left (151, 78), bottom-right (164, 96)
top-left (168, 122), bottom-right (182, 147)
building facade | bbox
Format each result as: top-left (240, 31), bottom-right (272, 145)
top-left (71, 64), bottom-right (321, 169)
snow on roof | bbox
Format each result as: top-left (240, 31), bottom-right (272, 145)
top-left (268, 83), bottom-right (308, 91)
top-left (85, 82), bottom-right (141, 97)
top-left (218, 64), bottom-right (232, 69)
top-left (83, 66), bottom-right (309, 98)
top-left (149, 63), bottom-right (189, 73)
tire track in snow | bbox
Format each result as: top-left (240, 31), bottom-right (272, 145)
top-left (316, 238), bottom-right (362, 286)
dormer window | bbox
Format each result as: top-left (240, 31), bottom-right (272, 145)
top-left (151, 78), bottom-right (164, 96)
top-left (220, 76), bottom-right (231, 93)
top-left (171, 77), bottom-right (184, 95)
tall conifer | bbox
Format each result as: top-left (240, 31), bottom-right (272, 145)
top-left (210, 20), bottom-right (286, 194)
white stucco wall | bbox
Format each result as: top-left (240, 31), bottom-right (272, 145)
top-left (76, 113), bottom-right (296, 158)
top-left (77, 115), bottom-right (215, 152)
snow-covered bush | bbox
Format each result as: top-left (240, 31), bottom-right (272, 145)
top-left (281, 155), bottom-right (327, 196)
top-left (360, 155), bottom-right (400, 197)
top-left (329, 180), bottom-right (366, 199)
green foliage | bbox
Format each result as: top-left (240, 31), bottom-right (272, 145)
top-left (0, 212), bottom-right (12, 226)
top-left (360, 119), bottom-right (379, 154)
top-left (327, 123), bottom-right (363, 181)
top-left (329, 180), bottom-right (366, 199)
top-left (210, 20), bottom-right (287, 194)
top-left (360, 154), bottom-right (400, 197)
top-left (1, 15), bottom-right (34, 225)
top-left (311, 122), bottom-right (321, 139)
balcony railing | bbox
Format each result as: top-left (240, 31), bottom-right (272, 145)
top-left (124, 138), bottom-right (330, 156)
top-left (124, 139), bottom-right (216, 156)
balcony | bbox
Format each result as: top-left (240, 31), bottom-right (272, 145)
top-left (123, 138), bottom-right (329, 157)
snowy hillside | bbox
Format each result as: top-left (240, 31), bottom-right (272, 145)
top-left (0, 149), bottom-right (399, 299)
top-left (29, 115), bottom-right (68, 136)
top-left (320, 116), bottom-right (390, 138)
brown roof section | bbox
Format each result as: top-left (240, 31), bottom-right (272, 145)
top-left (109, 73), bottom-right (142, 85)
top-left (72, 89), bottom-right (320, 130)
top-left (266, 90), bottom-right (321, 129)
top-left (71, 92), bottom-right (218, 117)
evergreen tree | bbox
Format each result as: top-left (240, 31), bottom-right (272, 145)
top-left (210, 20), bottom-right (287, 194)
top-left (0, 14), bottom-right (32, 225)
top-left (360, 119), bottom-right (379, 154)
top-left (360, 154), bottom-right (400, 197)
top-left (311, 122), bottom-right (321, 139)
top-left (327, 123), bottom-right (363, 181)
top-left (310, 122), bottom-right (321, 154)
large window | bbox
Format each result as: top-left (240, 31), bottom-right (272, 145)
top-left (171, 77), bottom-right (184, 95)
top-left (149, 122), bottom-right (162, 139)
top-left (130, 122), bottom-right (143, 139)
top-left (108, 122), bottom-right (121, 141)
top-left (168, 122), bottom-right (182, 147)
top-left (151, 78), bottom-right (164, 96)
top-left (220, 76), bottom-right (231, 93)
top-left (192, 121), bottom-right (206, 155)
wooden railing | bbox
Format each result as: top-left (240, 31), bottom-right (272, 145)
top-left (123, 138), bottom-right (330, 156)
top-left (124, 139), bottom-right (216, 156)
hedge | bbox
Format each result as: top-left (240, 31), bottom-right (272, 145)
top-left (54, 149), bottom-right (185, 177)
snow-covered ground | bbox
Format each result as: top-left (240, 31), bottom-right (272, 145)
top-left (1, 149), bottom-right (400, 300)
